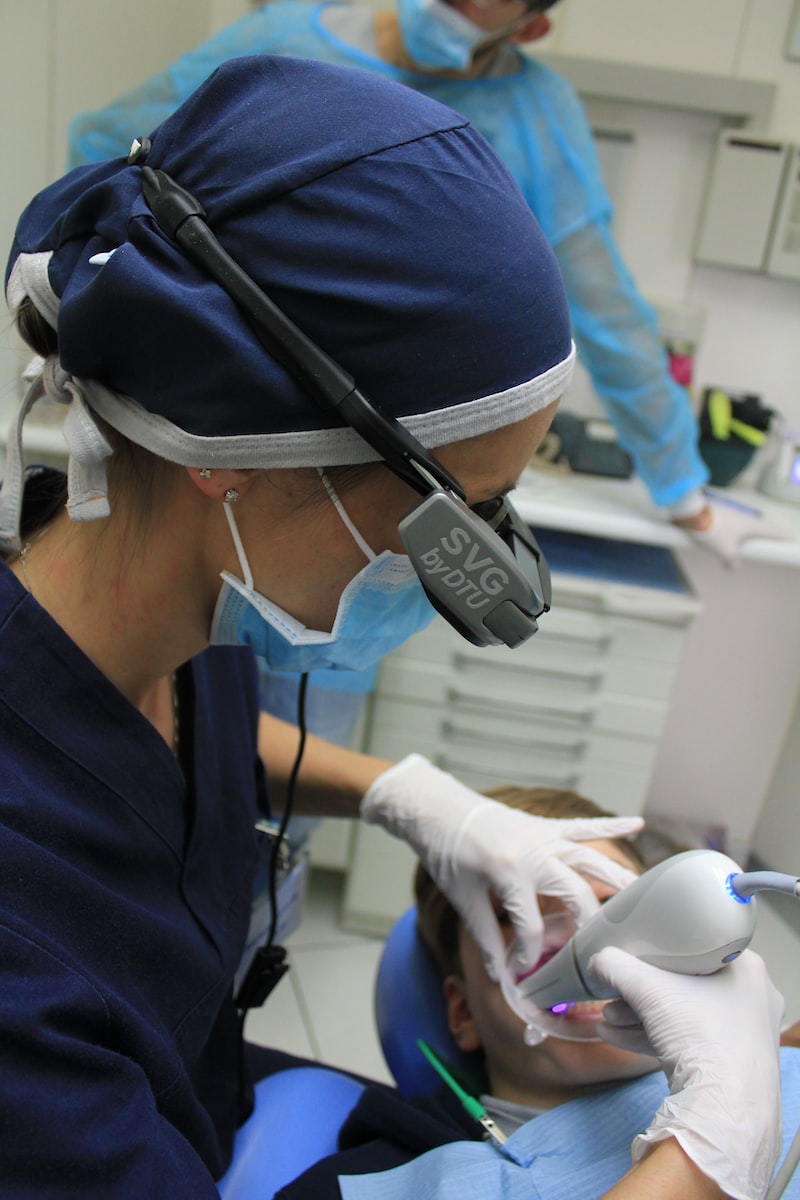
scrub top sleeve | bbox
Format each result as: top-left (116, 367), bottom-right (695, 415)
top-left (0, 924), bottom-right (222, 1198)
top-left (553, 218), bottom-right (708, 508)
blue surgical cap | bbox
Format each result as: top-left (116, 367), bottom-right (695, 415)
top-left (6, 55), bottom-right (572, 472)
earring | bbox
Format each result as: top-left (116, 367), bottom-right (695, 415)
top-left (199, 467), bottom-right (212, 480)
top-left (224, 488), bottom-right (240, 503)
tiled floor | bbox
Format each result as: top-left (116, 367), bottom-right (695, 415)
top-left (244, 868), bottom-right (394, 1086)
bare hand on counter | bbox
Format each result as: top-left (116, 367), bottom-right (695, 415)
top-left (672, 491), bottom-right (793, 565)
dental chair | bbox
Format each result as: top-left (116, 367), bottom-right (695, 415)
top-left (217, 905), bottom-right (453, 1199)
top-left (373, 905), bottom-right (485, 1098)
top-left (216, 1065), bottom-right (366, 1199)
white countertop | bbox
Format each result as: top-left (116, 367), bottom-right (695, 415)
top-left (515, 463), bottom-right (800, 569)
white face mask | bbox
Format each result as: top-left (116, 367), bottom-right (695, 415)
top-left (209, 470), bottom-right (436, 672)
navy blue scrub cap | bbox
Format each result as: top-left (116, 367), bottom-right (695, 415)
top-left (3, 55), bottom-right (572, 541)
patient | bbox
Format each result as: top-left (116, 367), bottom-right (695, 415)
top-left (273, 788), bottom-right (664, 1198)
top-left (414, 785), bottom-right (660, 1127)
top-left (276, 786), bottom-right (800, 1200)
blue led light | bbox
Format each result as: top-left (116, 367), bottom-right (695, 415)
top-left (725, 873), bottom-right (752, 904)
top-left (550, 1003), bottom-right (570, 1014)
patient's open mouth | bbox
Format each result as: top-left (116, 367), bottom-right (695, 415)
top-left (549, 1000), bottom-right (607, 1024)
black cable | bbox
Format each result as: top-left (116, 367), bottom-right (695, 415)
top-left (265, 672), bottom-right (309, 949)
top-left (236, 674), bottom-right (310, 1012)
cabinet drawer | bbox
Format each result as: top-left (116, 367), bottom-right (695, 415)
top-left (388, 619), bottom-right (684, 703)
top-left (400, 606), bottom-right (689, 670)
top-left (367, 722), bottom-right (653, 816)
top-left (370, 695), bottom-right (658, 768)
top-left (377, 660), bottom-right (671, 739)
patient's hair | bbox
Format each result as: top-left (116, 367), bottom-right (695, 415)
top-left (414, 786), bottom-right (645, 979)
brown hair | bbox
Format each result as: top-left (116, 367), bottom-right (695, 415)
top-left (413, 786), bottom-right (645, 978)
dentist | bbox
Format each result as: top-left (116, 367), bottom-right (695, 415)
top-left (1, 55), bottom-right (782, 1199)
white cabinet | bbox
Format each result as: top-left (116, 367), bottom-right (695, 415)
top-left (551, 0), bottom-right (748, 76)
top-left (341, 531), bottom-right (700, 935)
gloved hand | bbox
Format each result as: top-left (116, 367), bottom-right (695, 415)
top-left (591, 946), bottom-right (784, 1200)
top-left (360, 754), bottom-right (642, 980)
top-left (673, 490), bottom-right (792, 567)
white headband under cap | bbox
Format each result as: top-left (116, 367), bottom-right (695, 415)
top-left (1, 252), bottom-right (118, 548)
top-left (2, 244), bottom-right (573, 546)
top-left (81, 345), bottom-right (575, 470)
top-left (0, 358), bottom-right (113, 551)
top-left (6, 252), bottom-right (59, 330)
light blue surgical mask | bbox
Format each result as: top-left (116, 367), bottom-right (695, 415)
top-left (397, 0), bottom-right (488, 70)
top-left (209, 470), bottom-right (436, 672)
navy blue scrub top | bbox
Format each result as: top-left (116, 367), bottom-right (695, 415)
top-left (0, 538), bottom-right (269, 1195)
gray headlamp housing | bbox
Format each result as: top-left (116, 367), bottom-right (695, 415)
top-left (399, 491), bottom-right (550, 648)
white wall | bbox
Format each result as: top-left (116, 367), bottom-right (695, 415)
top-left (688, 0), bottom-right (800, 430)
top-left (0, 0), bottom-right (252, 448)
top-left (551, 0), bottom-right (751, 76)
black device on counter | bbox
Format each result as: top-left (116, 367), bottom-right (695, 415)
top-left (538, 412), bottom-right (634, 479)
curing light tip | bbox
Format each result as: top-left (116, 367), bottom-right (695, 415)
top-left (725, 873), bottom-right (752, 904)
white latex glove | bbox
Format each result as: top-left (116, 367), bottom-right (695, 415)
top-left (677, 490), bottom-right (793, 567)
top-left (360, 754), bottom-right (642, 979)
top-left (591, 946), bottom-right (784, 1200)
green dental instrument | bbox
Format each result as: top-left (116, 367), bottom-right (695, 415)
top-left (417, 1038), bottom-right (507, 1147)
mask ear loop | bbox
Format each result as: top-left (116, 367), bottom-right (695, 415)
top-left (222, 501), bottom-right (254, 588)
top-left (221, 472), bottom-right (379, 599)
top-left (316, 468), bottom-right (376, 562)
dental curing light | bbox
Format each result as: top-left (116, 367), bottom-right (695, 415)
top-left (519, 849), bottom-right (800, 1009)
top-left (512, 849), bottom-right (800, 1200)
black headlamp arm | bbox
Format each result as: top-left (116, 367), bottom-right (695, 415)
top-left (139, 165), bottom-right (465, 502)
top-left (333, 391), bottom-right (465, 499)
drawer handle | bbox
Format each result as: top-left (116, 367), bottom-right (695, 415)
top-left (555, 587), bottom-right (696, 625)
top-left (440, 720), bottom-right (587, 760)
top-left (435, 754), bottom-right (580, 791)
top-left (539, 631), bottom-right (613, 655)
top-left (453, 654), bottom-right (602, 692)
top-left (446, 688), bottom-right (597, 728)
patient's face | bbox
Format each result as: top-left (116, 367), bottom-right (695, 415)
top-left (444, 838), bottom-right (659, 1109)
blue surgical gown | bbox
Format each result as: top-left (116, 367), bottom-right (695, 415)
top-left (67, 0), bottom-right (708, 508)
